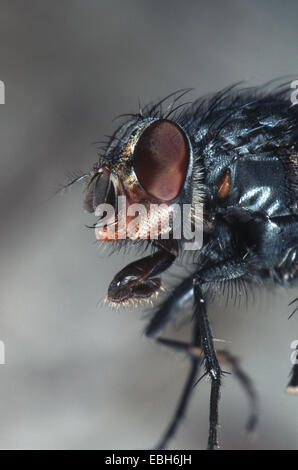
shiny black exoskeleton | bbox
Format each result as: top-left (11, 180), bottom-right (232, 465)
top-left (193, 87), bottom-right (298, 284)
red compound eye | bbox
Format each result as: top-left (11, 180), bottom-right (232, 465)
top-left (133, 119), bottom-right (189, 200)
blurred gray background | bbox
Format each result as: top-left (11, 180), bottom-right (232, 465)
top-left (0, 0), bottom-right (298, 450)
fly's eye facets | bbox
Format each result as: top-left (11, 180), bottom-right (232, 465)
top-left (133, 119), bottom-right (189, 200)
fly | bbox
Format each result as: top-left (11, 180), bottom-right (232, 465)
top-left (68, 82), bottom-right (298, 449)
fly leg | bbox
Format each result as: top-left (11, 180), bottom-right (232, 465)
top-left (193, 279), bottom-right (221, 450)
top-left (157, 338), bottom-right (258, 433)
top-left (142, 275), bottom-right (200, 449)
top-left (145, 276), bottom-right (193, 337)
top-left (154, 312), bottom-right (202, 450)
top-left (144, 258), bottom-right (257, 449)
top-left (193, 256), bottom-right (257, 449)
